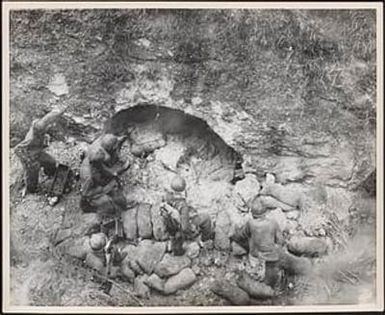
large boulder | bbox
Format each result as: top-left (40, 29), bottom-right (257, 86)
top-left (145, 273), bottom-right (166, 293)
top-left (137, 203), bottom-right (153, 239)
top-left (154, 254), bottom-right (191, 278)
top-left (121, 207), bottom-right (138, 241)
top-left (237, 272), bottom-right (275, 299)
top-left (211, 279), bottom-right (250, 305)
top-left (287, 236), bottom-right (329, 257)
top-left (259, 180), bottom-right (304, 209)
top-left (233, 174), bottom-right (261, 209)
top-left (135, 240), bottom-right (166, 275)
top-left (163, 268), bottom-right (197, 295)
top-left (259, 195), bottom-right (295, 212)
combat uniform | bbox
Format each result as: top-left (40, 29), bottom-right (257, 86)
top-left (234, 215), bottom-right (310, 288)
top-left (14, 110), bottom-right (63, 194)
top-left (79, 134), bottom-right (128, 214)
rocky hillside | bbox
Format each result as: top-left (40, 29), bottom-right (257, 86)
top-left (8, 9), bottom-right (377, 307)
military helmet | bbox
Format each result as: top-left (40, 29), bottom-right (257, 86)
top-left (171, 175), bottom-right (186, 192)
top-left (249, 196), bottom-right (267, 217)
top-left (89, 233), bottom-right (107, 251)
top-left (100, 134), bottom-right (118, 152)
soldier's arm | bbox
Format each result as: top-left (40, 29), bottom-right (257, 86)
top-left (100, 162), bottom-right (119, 178)
top-left (231, 220), bottom-right (250, 243)
top-left (180, 203), bottom-right (191, 234)
top-left (115, 159), bottom-right (131, 175)
top-left (34, 105), bottom-right (68, 131)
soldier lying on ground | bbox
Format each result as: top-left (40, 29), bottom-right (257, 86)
top-left (160, 175), bottom-right (214, 255)
top-left (231, 197), bottom-right (311, 289)
top-left (80, 133), bottom-right (131, 214)
top-left (14, 104), bottom-right (68, 197)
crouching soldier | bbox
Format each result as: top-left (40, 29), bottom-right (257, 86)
top-left (14, 104), bottom-right (68, 196)
top-left (231, 197), bottom-right (311, 289)
top-left (161, 175), bottom-right (214, 255)
top-left (79, 133), bottom-right (130, 214)
top-left (85, 232), bottom-right (108, 273)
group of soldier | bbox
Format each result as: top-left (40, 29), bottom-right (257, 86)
top-left (15, 106), bottom-right (310, 298)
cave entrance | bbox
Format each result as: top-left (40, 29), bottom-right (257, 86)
top-left (103, 103), bottom-right (243, 213)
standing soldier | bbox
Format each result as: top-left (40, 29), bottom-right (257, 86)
top-left (14, 105), bottom-right (67, 197)
top-left (231, 196), bottom-right (311, 288)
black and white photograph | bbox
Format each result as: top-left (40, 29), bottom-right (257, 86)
top-left (2, 1), bottom-right (384, 313)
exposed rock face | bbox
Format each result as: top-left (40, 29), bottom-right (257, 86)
top-left (211, 279), bottom-right (250, 305)
top-left (163, 268), bottom-right (197, 295)
top-left (154, 254), bottom-right (191, 278)
top-left (135, 240), bottom-right (166, 275)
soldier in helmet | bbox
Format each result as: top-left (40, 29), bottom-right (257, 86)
top-left (161, 175), bottom-right (214, 255)
top-left (85, 232), bottom-right (108, 272)
top-left (79, 133), bottom-right (130, 214)
top-left (14, 104), bottom-right (68, 197)
top-left (231, 195), bottom-right (311, 288)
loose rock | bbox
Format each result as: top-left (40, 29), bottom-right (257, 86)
top-left (136, 240), bottom-right (166, 274)
top-left (145, 273), bottom-right (165, 292)
top-left (237, 272), bottom-right (275, 299)
top-left (287, 236), bottom-right (329, 257)
top-left (120, 261), bottom-right (136, 283)
top-left (211, 279), bottom-right (250, 305)
top-left (154, 254), bottom-right (191, 278)
top-left (121, 207), bottom-right (138, 241)
top-left (137, 203), bottom-right (153, 239)
top-left (134, 275), bottom-right (150, 299)
top-left (163, 268), bottom-right (197, 295)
